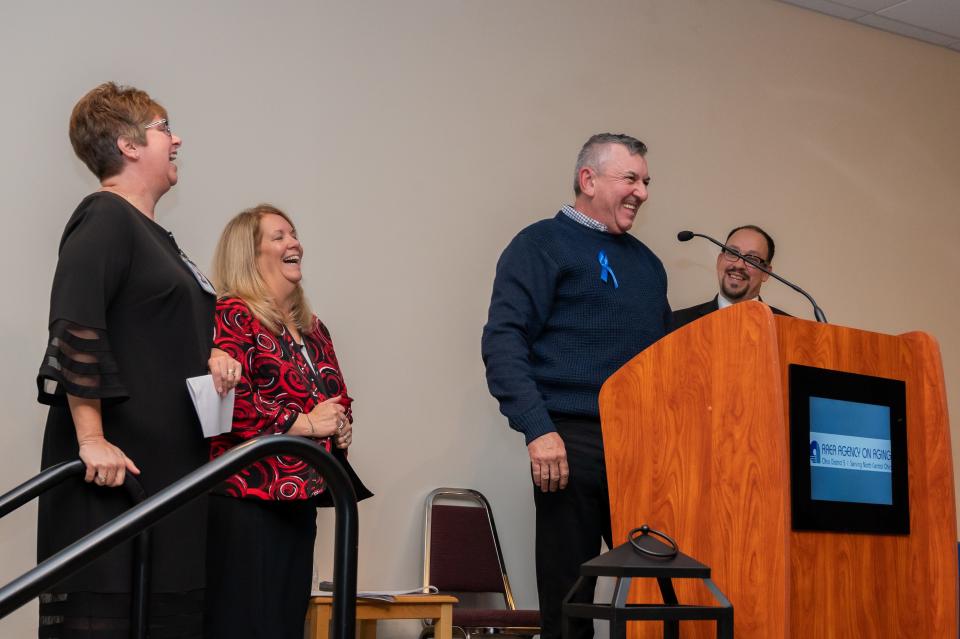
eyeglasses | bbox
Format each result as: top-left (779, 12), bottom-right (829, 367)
top-left (144, 118), bottom-right (173, 136)
top-left (721, 248), bottom-right (768, 270)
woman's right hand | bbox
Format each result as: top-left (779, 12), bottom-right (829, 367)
top-left (78, 436), bottom-right (140, 487)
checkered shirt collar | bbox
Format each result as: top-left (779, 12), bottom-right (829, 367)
top-left (561, 205), bottom-right (608, 233)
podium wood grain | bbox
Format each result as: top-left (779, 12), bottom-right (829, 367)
top-left (777, 319), bottom-right (957, 638)
top-left (599, 302), bottom-right (957, 639)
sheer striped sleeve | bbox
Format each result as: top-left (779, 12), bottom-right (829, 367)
top-left (36, 193), bottom-right (134, 406)
top-left (37, 320), bottom-right (128, 405)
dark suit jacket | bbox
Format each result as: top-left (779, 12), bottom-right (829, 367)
top-left (671, 295), bottom-right (789, 331)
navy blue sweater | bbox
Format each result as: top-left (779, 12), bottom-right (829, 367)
top-left (482, 212), bottom-right (671, 444)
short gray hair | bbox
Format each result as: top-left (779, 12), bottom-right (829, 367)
top-left (573, 133), bottom-right (648, 196)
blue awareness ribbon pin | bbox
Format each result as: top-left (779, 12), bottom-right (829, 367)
top-left (598, 250), bottom-right (619, 289)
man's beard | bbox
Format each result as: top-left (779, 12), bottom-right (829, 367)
top-left (721, 269), bottom-right (751, 300)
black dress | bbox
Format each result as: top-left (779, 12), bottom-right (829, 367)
top-left (36, 192), bottom-right (215, 638)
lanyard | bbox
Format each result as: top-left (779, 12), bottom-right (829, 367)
top-left (279, 329), bottom-right (334, 401)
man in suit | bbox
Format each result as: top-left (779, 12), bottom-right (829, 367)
top-left (672, 224), bottom-right (788, 329)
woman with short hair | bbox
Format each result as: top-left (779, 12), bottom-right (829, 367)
top-left (36, 82), bottom-right (239, 638)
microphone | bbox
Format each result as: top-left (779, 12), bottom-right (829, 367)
top-left (677, 230), bottom-right (827, 323)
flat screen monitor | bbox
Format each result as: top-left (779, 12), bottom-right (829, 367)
top-left (789, 364), bottom-right (909, 535)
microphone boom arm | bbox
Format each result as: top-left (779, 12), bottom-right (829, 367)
top-left (685, 232), bottom-right (827, 323)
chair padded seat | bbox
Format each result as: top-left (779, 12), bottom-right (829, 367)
top-left (452, 607), bottom-right (541, 628)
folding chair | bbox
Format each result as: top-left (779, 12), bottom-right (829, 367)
top-left (421, 488), bottom-right (540, 639)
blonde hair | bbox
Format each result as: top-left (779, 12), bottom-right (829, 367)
top-left (212, 204), bottom-right (314, 335)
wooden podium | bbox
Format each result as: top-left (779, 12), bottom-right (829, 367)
top-left (598, 301), bottom-right (957, 638)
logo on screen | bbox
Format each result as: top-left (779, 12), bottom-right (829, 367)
top-left (810, 441), bottom-right (820, 464)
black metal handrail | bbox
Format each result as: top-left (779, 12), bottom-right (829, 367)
top-left (0, 460), bottom-right (151, 639)
top-left (0, 435), bottom-right (358, 639)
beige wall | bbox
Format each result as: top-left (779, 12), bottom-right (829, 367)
top-left (1, 0), bottom-right (959, 635)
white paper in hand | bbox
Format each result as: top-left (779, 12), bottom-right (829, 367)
top-left (186, 375), bottom-right (235, 438)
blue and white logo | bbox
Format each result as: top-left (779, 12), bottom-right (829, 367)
top-left (809, 432), bottom-right (892, 473)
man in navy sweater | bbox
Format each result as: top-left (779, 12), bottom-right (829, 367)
top-left (481, 133), bottom-right (671, 639)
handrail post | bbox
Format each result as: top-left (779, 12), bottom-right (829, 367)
top-left (0, 460), bottom-right (150, 639)
top-left (327, 452), bottom-right (359, 639)
top-left (120, 477), bottom-right (150, 639)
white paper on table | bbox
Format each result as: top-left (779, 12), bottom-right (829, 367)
top-left (312, 580), bottom-right (439, 600)
top-left (186, 375), bottom-right (235, 438)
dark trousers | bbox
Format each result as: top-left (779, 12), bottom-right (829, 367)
top-left (204, 495), bottom-right (317, 639)
top-left (534, 416), bottom-right (612, 639)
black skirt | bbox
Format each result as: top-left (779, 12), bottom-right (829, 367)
top-left (38, 590), bottom-right (204, 639)
top-left (204, 495), bottom-right (318, 639)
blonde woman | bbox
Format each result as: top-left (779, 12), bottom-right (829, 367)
top-left (204, 204), bottom-right (370, 639)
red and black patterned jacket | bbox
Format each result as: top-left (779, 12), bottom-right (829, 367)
top-left (209, 296), bottom-right (352, 500)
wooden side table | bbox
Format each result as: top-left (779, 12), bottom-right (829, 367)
top-left (306, 594), bottom-right (458, 639)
